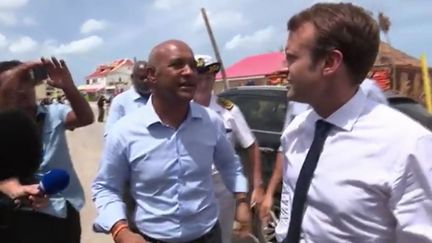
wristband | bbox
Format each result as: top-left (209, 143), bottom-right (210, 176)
top-left (111, 222), bottom-right (128, 240)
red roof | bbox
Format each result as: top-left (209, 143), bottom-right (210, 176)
top-left (86, 59), bottom-right (134, 79)
top-left (216, 52), bottom-right (285, 80)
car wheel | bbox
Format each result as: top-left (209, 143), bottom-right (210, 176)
top-left (261, 204), bottom-right (280, 242)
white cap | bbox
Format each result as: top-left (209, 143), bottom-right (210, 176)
top-left (195, 54), bottom-right (221, 73)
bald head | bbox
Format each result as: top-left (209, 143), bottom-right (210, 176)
top-left (145, 39), bottom-right (197, 104)
top-left (148, 40), bottom-right (193, 68)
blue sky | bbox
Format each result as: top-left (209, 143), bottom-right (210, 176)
top-left (0, 0), bottom-right (431, 85)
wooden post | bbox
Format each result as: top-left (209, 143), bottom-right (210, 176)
top-left (201, 8), bottom-right (229, 90)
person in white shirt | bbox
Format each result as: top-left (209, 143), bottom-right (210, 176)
top-left (260, 78), bottom-right (389, 222)
top-left (193, 54), bottom-right (264, 243)
top-left (276, 3), bottom-right (432, 243)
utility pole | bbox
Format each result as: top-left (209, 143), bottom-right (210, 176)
top-left (201, 8), bottom-right (229, 90)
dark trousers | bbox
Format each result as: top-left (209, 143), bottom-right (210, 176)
top-left (138, 222), bottom-right (222, 243)
top-left (0, 203), bottom-right (81, 243)
top-left (97, 107), bottom-right (104, 122)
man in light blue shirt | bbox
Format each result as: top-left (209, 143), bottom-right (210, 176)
top-left (92, 40), bottom-right (251, 243)
top-left (105, 60), bottom-right (150, 134)
top-left (0, 58), bottom-right (94, 243)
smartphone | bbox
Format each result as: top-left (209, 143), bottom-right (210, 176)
top-left (28, 66), bottom-right (48, 83)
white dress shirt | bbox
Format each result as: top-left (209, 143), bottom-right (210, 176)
top-left (209, 95), bottom-right (255, 176)
top-left (276, 89), bottom-right (432, 242)
top-left (209, 95), bottom-right (255, 149)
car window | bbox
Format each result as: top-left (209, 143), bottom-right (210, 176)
top-left (228, 95), bottom-right (287, 132)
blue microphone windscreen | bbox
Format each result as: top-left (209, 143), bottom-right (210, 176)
top-left (40, 169), bottom-right (70, 195)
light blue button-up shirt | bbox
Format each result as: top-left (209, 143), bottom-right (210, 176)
top-left (92, 97), bottom-right (248, 242)
top-left (35, 104), bottom-right (85, 218)
top-left (105, 87), bottom-right (149, 135)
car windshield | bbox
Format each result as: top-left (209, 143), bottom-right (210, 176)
top-left (229, 96), bottom-right (287, 133)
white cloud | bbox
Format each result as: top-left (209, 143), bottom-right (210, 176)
top-left (153, 0), bottom-right (185, 10)
top-left (52, 35), bottom-right (104, 55)
top-left (225, 26), bottom-right (278, 50)
top-left (9, 36), bottom-right (38, 53)
top-left (23, 16), bottom-right (37, 26)
top-left (0, 12), bottom-right (17, 26)
top-left (0, 33), bottom-right (7, 48)
top-left (193, 10), bottom-right (247, 30)
top-left (80, 19), bottom-right (107, 34)
top-left (0, 0), bottom-right (29, 10)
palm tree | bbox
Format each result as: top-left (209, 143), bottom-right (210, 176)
top-left (378, 12), bottom-right (391, 45)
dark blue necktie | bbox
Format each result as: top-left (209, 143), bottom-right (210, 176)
top-left (283, 119), bottom-right (333, 243)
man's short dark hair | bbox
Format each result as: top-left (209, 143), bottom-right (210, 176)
top-left (0, 60), bottom-right (22, 73)
top-left (0, 60), bottom-right (44, 86)
top-left (288, 3), bottom-right (380, 84)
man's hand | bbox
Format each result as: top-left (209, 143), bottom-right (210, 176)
top-left (0, 61), bottom-right (43, 110)
top-left (114, 228), bottom-right (147, 243)
top-left (41, 57), bottom-right (75, 90)
top-left (250, 185), bottom-right (265, 208)
top-left (0, 178), bottom-right (49, 209)
top-left (259, 193), bottom-right (274, 224)
top-left (233, 199), bottom-right (252, 238)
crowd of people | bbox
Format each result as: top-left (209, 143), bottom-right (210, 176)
top-left (0, 2), bottom-right (431, 243)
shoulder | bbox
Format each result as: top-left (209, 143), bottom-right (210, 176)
top-left (107, 108), bottom-right (143, 140)
top-left (43, 103), bottom-right (71, 119)
top-left (366, 103), bottom-right (430, 137)
top-left (192, 102), bottom-right (225, 126)
top-left (217, 97), bottom-right (234, 111)
top-left (281, 109), bottom-right (312, 141)
top-left (110, 92), bottom-right (129, 105)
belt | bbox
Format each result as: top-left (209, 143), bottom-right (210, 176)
top-left (139, 222), bottom-right (221, 243)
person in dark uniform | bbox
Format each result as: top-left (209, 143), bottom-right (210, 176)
top-left (97, 95), bottom-right (106, 122)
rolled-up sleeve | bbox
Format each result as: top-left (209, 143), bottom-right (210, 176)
top-left (212, 117), bottom-right (248, 193)
top-left (230, 105), bottom-right (255, 148)
top-left (92, 128), bottom-right (129, 233)
top-left (391, 135), bottom-right (432, 242)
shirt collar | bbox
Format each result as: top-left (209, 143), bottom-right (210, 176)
top-left (209, 94), bottom-right (223, 112)
top-left (308, 89), bottom-right (367, 131)
top-left (36, 104), bottom-right (47, 116)
top-left (130, 86), bottom-right (147, 101)
top-left (143, 95), bottom-right (203, 128)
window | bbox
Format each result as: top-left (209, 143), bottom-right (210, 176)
top-left (229, 95), bottom-right (287, 132)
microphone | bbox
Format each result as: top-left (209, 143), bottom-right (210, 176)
top-left (38, 169), bottom-right (70, 195)
top-left (11, 169), bottom-right (70, 208)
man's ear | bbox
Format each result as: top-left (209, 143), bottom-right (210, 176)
top-left (322, 49), bottom-right (343, 77)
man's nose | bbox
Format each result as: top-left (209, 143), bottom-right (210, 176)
top-left (182, 65), bottom-right (195, 76)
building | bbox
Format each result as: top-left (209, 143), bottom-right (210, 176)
top-left (215, 52), bottom-right (285, 93)
top-left (79, 58), bottom-right (134, 99)
top-left (35, 82), bottom-right (64, 101)
top-left (369, 42), bottom-right (432, 104)
top-left (215, 42), bottom-right (431, 105)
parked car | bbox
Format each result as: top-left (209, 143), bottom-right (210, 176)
top-left (219, 85), bottom-right (432, 242)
